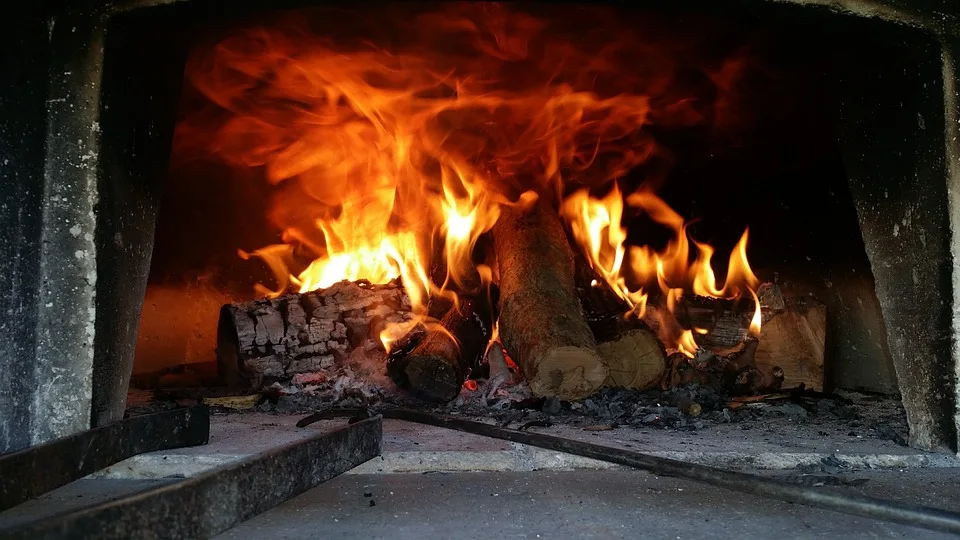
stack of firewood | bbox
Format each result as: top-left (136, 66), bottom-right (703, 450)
top-left (217, 201), bottom-right (825, 402)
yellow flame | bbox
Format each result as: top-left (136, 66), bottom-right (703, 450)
top-left (748, 288), bottom-right (762, 337)
top-left (181, 6), bottom-right (759, 357)
top-left (564, 189), bottom-right (762, 352)
top-left (677, 329), bottom-right (699, 358)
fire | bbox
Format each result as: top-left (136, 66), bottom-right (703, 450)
top-left (566, 188), bottom-right (762, 356)
top-left (561, 186), bottom-right (632, 308)
top-left (677, 329), bottom-right (700, 358)
top-left (178, 4), bottom-right (757, 357)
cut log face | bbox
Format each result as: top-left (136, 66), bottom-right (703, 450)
top-left (492, 200), bottom-right (608, 400)
top-left (754, 302), bottom-right (826, 390)
top-left (599, 327), bottom-right (665, 388)
top-left (217, 279), bottom-right (413, 389)
top-left (573, 252), bottom-right (665, 389)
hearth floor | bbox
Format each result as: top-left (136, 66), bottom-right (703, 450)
top-left (213, 469), bottom-right (960, 539)
top-left (3, 413), bottom-right (959, 537)
top-left (91, 412), bottom-right (960, 477)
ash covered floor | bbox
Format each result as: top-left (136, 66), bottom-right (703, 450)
top-left (213, 469), bottom-right (960, 539)
top-left (5, 410), bottom-right (959, 538)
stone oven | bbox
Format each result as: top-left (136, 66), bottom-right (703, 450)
top-left (1, 0), bottom-right (958, 462)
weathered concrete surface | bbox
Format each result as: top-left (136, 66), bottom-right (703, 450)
top-left (27, 15), bottom-right (104, 450)
top-left (214, 470), bottom-right (960, 540)
top-left (840, 24), bottom-right (958, 452)
top-left (943, 37), bottom-right (960, 457)
top-left (0, 7), bottom-right (182, 449)
top-left (88, 415), bottom-right (959, 481)
top-left (0, 20), bottom-right (49, 453)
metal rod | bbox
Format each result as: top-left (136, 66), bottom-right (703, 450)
top-left (0, 415), bottom-right (382, 540)
top-left (0, 406), bottom-right (210, 511)
top-left (381, 408), bottom-right (960, 535)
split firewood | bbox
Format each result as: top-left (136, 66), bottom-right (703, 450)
top-left (573, 253), bottom-right (666, 389)
top-left (387, 297), bottom-right (490, 402)
top-left (645, 282), bottom-right (826, 391)
top-left (724, 340), bottom-right (786, 395)
top-left (491, 199), bottom-right (608, 400)
top-left (217, 279), bottom-right (413, 389)
top-left (754, 284), bottom-right (826, 390)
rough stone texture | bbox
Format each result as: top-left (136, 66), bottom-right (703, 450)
top-left (30, 15), bottom-right (105, 449)
top-left (839, 24), bottom-right (957, 452)
top-left (0, 19), bottom-right (49, 453)
top-left (943, 38), bottom-right (960, 456)
top-left (0, 6), bottom-right (183, 450)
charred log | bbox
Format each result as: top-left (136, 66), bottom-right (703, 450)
top-left (217, 279), bottom-right (413, 389)
top-left (652, 282), bottom-right (826, 392)
top-left (387, 297), bottom-right (490, 402)
top-left (491, 200), bottom-right (608, 400)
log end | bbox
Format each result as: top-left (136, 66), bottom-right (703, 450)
top-left (403, 354), bottom-right (464, 402)
top-left (530, 346), bottom-right (608, 401)
top-left (599, 328), bottom-right (666, 389)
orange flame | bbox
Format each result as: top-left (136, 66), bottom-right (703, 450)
top-left (677, 329), bottom-right (699, 358)
top-left (567, 189), bottom-right (762, 352)
top-left (178, 5), bottom-right (754, 356)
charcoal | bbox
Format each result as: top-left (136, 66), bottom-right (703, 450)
top-left (766, 403), bottom-right (809, 419)
top-left (872, 423), bottom-right (908, 446)
top-left (833, 404), bottom-right (860, 420)
top-left (542, 397), bottom-right (563, 415)
top-left (640, 413), bottom-right (661, 425)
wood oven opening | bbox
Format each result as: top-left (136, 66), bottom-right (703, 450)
top-left (119, 1), bottom-right (930, 444)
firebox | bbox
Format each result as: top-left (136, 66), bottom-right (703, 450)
top-left (1, 0), bottom-right (959, 463)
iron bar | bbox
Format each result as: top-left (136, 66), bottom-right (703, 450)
top-left (0, 415), bottom-right (381, 540)
top-left (0, 406), bottom-right (210, 511)
top-left (367, 409), bottom-right (960, 535)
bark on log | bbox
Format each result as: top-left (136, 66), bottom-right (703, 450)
top-left (217, 279), bottom-right (413, 389)
top-left (491, 200), bottom-right (608, 400)
top-left (573, 254), bottom-right (666, 389)
top-left (387, 297), bottom-right (490, 402)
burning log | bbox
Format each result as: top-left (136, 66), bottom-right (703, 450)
top-left (387, 297), bottom-right (490, 402)
top-left (491, 200), bottom-right (608, 400)
top-left (573, 254), bottom-right (666, 389)
top-left (648, 282), bottom-right (826, 392)
top-left (753, 286), bottom-right (826, 390)
top-left (217, 279), bottom-right (413, 389)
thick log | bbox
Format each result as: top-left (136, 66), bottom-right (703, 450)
top-left (217, 279), bottom-right (414, 389)
top-left (387, 297), bottom-right (490, 402)
top-left (573, 254), bottom-right (666, 389)
top-left (491, 200), bottom-right (608, 400)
